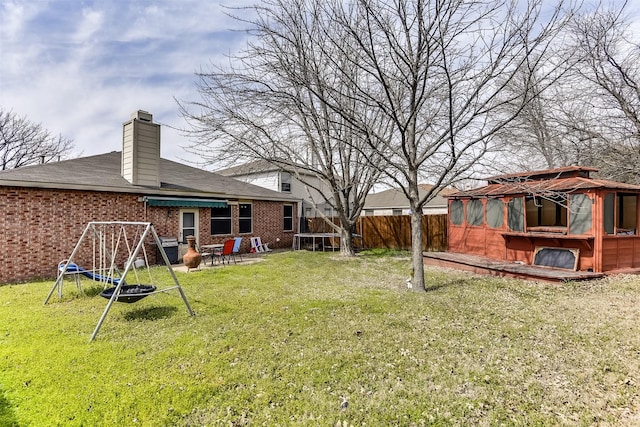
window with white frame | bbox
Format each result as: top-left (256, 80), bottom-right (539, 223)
top-left (281, 172), bottom-right (291, 192)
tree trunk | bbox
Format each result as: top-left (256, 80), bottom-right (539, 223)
top-left (340, 227), bottom-right (356, 256)
top-left (410, 209), bottom-right (426, 292)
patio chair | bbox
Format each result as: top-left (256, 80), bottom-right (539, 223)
top-left (196, 243), bottom-right (213, 266)
top-left (250, 237), bottom-right (272, 253)
top-left (231, 237), bottom-right (243, 263)
top-left (213, 239), bottom-right (235, 265)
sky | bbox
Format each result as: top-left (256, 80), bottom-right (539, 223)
top-left (0, 0), bottom-right (253, 168)
top-left (1, 1), bottom-right (639, 172)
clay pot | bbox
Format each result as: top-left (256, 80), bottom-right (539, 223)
top-left (183, 236), bottom-right (202, 268)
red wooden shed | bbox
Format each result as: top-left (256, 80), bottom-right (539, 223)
top-left (424, 166), bottom-right (640, 281)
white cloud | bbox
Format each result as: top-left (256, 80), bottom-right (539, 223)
top-left (73, 7), bottom-right (104, 43)
top-left (0, 0), bottom-right (256, 165)
top-left (0, 0), bottom-right (43, 41)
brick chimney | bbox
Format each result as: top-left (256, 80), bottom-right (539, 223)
top-left (121, 110), bottom-right (160, 187)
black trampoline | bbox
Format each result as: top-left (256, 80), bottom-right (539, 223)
top-left (99, 284), bottom-right (157, 303)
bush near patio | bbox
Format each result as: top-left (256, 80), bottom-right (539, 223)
top-left (1, 250), bottom-right (639, 425)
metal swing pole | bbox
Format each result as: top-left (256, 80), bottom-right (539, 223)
top-left (44, 223), bottom-right (93, 304)
top-left (150, 225), bottom-right (195, 317)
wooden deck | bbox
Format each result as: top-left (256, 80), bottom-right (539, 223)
top-left (423, 251), bottom-right (606, 282)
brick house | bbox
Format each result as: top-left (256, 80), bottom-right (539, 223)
top-left (0, 111), bottom-right (299, 283)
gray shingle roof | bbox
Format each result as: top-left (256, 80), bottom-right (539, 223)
top-left (364, 186), bottom-right (448, 209)
top-left (0, 152), bottom-right (298, 201)
top-left (216, 159), bottom-right (280, 176)
top-left (216, 159), bottom-right (314, 178)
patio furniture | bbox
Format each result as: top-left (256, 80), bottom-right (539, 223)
top-left (200, 251), bottom-right (212, 266)
top-left (250, 237), bottom-right (272, 253)
top-left (231, 237), bottom-right (243, 263)
top-left (194, 242), bottom-right (212, 266)
top-left (201, 243), bottom-right (224, 265)
top-left (214, 239), bottom-right (235, 264)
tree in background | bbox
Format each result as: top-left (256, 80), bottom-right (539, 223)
top-left (488, 2), bottom-right (639, 182)
top-left (489, 69), bottom-right (587, 173)
top-left (568, 3), bottom-right (640, 183)
top-left (181, 0), bottom-right (387, 255)
top-left (0, 109), bottom-right (74, 170)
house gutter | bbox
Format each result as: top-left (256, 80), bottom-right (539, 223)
top-left (0, 179), bottom-right (298, 203)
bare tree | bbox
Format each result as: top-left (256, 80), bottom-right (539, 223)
top-left (317, 0), bottom-right (576, 291)
top-left (483, 3), bottom-right (639, 179)
top-left (490, 69), bottom-right (589, 173)
top-left (182, 0), bottom-right (574, 290)
top-left (181, 0), bottom-right (387, 255)
top-left (0, 109), bottom-right (74, 170)
top-left (567, 2), bottom-right (640, 183)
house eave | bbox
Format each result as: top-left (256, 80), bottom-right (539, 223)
top-left (0, 179), bottom-right (299, 202)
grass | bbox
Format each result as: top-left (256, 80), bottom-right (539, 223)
top-left (1, 250), bottom-right (640, 426)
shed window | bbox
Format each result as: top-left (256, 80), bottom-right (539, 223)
top-left (618, 194), bottom-right (638, 233)
top-left (486, 199), bottom-right (504, 229)
top-left (507, 197), bottom-right (524, 232)
top-left (450, 200), bottom-right (464, 225)
top-left (569, 194), bottom-right (592, 235)
top-left (604, 193), bottom-right (638, 235)
top-left (526, 195), bottom-right (567, 227)
top-left (466, 199), bottom-right (484, 226)
top-left (604, 193), bottom-right (615, 235)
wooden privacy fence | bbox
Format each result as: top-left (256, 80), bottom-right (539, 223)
top-left (304, 214), bottom-right (448, 251)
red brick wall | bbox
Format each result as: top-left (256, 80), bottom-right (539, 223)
top-left (1, 188), bottom-right (144, 283)
top-left (191, 200), bottom-right (297, 252)
top-left (0, 187), bottom-right (296, 283)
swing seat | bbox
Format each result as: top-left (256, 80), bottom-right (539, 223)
top-left (99, 284), bottom-right (157, 303)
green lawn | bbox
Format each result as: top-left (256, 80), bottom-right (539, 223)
top-left (1, 251), bottom-right (639, 426)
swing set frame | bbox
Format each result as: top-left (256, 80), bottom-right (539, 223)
top-left (45, 221), bottom-right (195, 341)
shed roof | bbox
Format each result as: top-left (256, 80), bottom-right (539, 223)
top-left (0, 152), bottom-right (298, 202)
top-left (486, 166), bottom-right (599, 183)
top-left (450, 167), bottom-right (640, 198)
